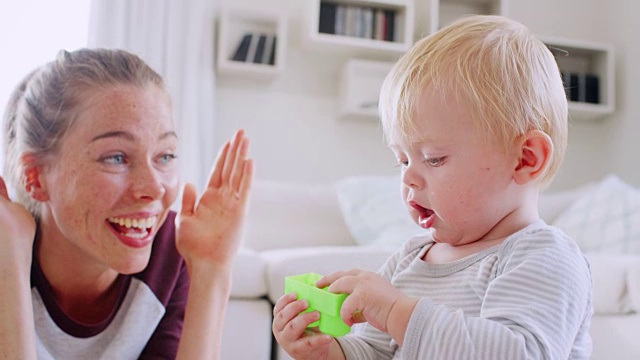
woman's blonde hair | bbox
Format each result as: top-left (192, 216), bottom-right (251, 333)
top-left (379, 15), bottom-right (568, 187)
top-left (2, 48), bottom-right (168, 217)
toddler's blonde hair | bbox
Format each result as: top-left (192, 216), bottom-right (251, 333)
top-left (379, 15), bottom-right (568, 188)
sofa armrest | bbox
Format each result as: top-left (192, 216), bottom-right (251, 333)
top-left (230, 247), bottom-right (268, 298)
top-left (262, 246), bottom-right (396, 303)
top-left (587, 253), bottom-right (640, 315)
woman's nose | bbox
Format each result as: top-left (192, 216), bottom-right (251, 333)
top-left (130, 162), bottom-right (165, 201)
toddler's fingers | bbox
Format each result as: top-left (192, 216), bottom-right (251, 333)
top-left (273, 297), bottom-right (310, 334)
top-left (282, 310), bottom-right (321, 340)
top-left (339, 294), bottom-right (364, 327)
top-left (316, 269), bottom-right (360, 288)
top-left (273, 292), bottom-right (297, 316)
top-left (290, 332), bottom-right (333, 353)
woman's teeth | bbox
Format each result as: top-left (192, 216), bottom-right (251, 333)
top-left (108, 216), bottom-right (156, 229)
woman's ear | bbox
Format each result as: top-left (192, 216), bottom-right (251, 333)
top-left (21, 153), bottom-right (49, 202)
top-left (513, 130), bottom-right (553, 185)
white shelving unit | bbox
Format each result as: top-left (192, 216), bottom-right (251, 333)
top-left (339, 59), bottom-right (395, 120)
top-left (428, 0), bottom-right (507, 34)
top-left (216, 7), bottom-right (287, 78)
top-left (539, 35), bottom-right (615, 121)
top-left (308, 0), bottom-right (414, 56)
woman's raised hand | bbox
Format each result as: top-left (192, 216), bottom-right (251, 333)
top-left (0, 176), bottom-right (36, 268)
top-left (176, 129), bottom-right (254, 269)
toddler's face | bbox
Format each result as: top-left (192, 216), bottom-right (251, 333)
top-left (388, 87), bottom-right (522, 246)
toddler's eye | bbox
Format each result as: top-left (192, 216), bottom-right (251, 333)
top-left (425, 157), bottom-right (445, 167)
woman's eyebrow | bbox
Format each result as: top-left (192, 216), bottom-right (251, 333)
top-left (91, 130), bottom-right (178, 142)
top-left (91, 130), bottom-right (134, 142)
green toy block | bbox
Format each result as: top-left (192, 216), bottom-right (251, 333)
top-left (284, 272), bottom-right (351, 337)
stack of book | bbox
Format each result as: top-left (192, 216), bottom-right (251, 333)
top-left (231, 32), bottom-right (277, 65)
top-left (318, 2), bottom-right (396, 42)
top-left (561, 71), bottom-right (600, 104)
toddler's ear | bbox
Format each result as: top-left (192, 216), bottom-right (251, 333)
top-left (21, 153), bottom-right (49, 202)
top-left (513, 130), bottom-right (553, 185)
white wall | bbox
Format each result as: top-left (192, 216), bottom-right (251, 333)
top-left (215, 0), bottom-right (634, 191)
top-left (605, 1), bottom-right (640, 187)
top-left (0, 1), bottom-right (90, 176)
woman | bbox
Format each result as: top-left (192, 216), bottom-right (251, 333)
top-left (0, 48), bottom-right (252, 359)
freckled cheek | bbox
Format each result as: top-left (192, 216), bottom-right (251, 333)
top-left (161, 172), bottom-right (180, 205)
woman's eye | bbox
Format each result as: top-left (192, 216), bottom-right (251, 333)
top-left (425, 157), bottom-right (445, 167)
top-left (158, 153), bottom-right (177, 164)
top-left (102, 154), bottom-right (126, 165)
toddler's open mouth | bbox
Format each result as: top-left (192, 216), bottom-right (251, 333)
top-left (410, 203), bottom-right (436, 229)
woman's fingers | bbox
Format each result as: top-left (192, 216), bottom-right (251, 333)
top-left (0, 176), bottom-right (9, 201)
top-left (236, 159), bottom-right (254, 204)
top-left (220, 129), bottom-right (244, 185)
top-left (180, 183), bottom-right (197, 217)
top-left (229, 137), bottom-right (250, 193)
top-left (205, 129), bottom-right (252, 194)
top-left (207, 141), bottom-right (230, 190)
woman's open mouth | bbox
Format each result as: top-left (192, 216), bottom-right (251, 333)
top-left (107, 216), bottom-right (157, 248)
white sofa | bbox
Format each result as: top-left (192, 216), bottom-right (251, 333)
top-left (221, 176), bottom-right (640, 360)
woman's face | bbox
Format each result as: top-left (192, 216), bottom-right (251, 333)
top-left (37, 84), bottom-right (179, 275)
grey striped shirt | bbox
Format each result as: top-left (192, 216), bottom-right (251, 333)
top-left (337, 220), bottom-right (593, 359)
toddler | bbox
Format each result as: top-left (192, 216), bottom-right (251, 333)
top-left (273, 15), bottom-right (592, 360)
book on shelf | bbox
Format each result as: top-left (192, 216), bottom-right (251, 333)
top-left (384, 9), bottom-right (395, 41)
top-left (362, 8), bottom-right (373, 39)
top-left (374, 9), bottom-right (385, 40)
top-left (561, 71), bottom-right (600, 104)
top-left (261, 34), bottom-right (275, 64)
top-left (317, 1), bottom-right (397, 42)
top-left (253, 34), bottom-right (267, 63)
top-left (319, 2), bottom-right (336, 34)
top-left (232, 33), bottom-right (252, 62)
top-left (231, 32), bottom-right (277, 65)
top-left (268, 36), bottom-right (277, 65)
top-left (245, 33), bottom-right (260, 64)
top-left (335, 5), bottom-right (346, 35)
top-left (584, 74), bottom-right (599, 104)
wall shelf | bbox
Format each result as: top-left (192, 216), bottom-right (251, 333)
top-left (429, 0), bottom-right (507, 34)
top-left (216, 7), bottom-right (287, 78)
top-left (308, 0), bottom-right (414, 56)
top-left (339, 59), bottom-right (395, 120)
top-left (539, 35), bottom-right (615, 121)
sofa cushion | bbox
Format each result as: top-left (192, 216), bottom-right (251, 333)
top-left (243, 180), bottom-right (355, 251)
top-left (553, 175), bottom-right (640, 254)
top-left (335, 175), bottom-right (426, 247)
top-left (230, 247), bottom-right (268, 298)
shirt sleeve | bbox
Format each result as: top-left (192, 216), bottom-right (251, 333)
top-left (336, 237), bottom-right (429, 360)
top-left (138, 259), bottom-right (190, 359)
top-left (401, 228), bottom-right (593, 360)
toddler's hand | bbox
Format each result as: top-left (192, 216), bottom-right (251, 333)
top-left (272, 292), bottom-right (335, 360)
top-left (317, 270), bottom-right (417, 334)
